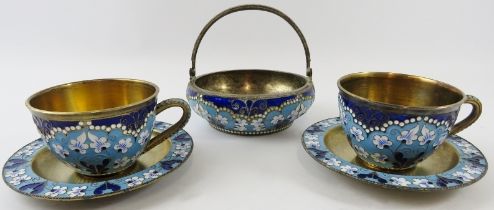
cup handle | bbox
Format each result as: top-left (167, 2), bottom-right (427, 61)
top-left (142, 98), bottom-right (191, 153)
top-left (450, 95), bottom-right (482, 135)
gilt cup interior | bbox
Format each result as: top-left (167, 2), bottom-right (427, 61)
top-left (28, 79), bottom-right (157, 113)
top-left (194, 70), bottom-right (308, 95)
top-left (338, 72), bottom-right (464, 108)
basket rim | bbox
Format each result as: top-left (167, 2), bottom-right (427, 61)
top-left (188, 69), bottom-right (314, 99)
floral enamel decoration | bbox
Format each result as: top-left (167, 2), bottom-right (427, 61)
top-left (215, 115), bottom-right (228, 126)
top-left (418, 127), bottom-right (436, 145)
top-left (234, 119), bottom-right (248, 131)
top-left (88, 132), bottom-right (110, 153)
top-left (271, 115), bottom-right (285, 125)
top-left (45, 186), bottom-right (67, 197)
top-left (138, 129), bottom-right (150, 145)
top-left (350, 127), bottom-right (365, 142)
top-left (413, 179), bottom-right (434, 188)
top-left (397, 125), bottom-right (420, 145)
top-left (68, 132), bottom-right (89, 154)
top-left (113, 157), bottom-right (131, 169)
top-left (353, 145), bottom-right (369, 158)
top-left (390, 177), bottom-right (411, 187)
top-left (53, 144), bottom-right (69, 158)
top-left (338, 93), bottom-right (459, 170)
top-left (251, 119), bottom-right (265, 131)
top-left (372, 135), bottom-right (392, 149)
top-left (114, 138), bottom-right (133, 153)
top-left (68, 186), bottom-right (87, 197)
top-left (371, 153), bottom-right (388, 164)
top-left (302, 118), bottom-right (488, 191)
top-left (125, 177), bottom-right (144, 187)
top-left (2, 121), bottom-right (194, 200)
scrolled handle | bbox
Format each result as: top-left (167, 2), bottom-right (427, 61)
top-left (143, 98), bottom-right (191, 153)
top-left (189, 4), bottom-right (312, 79)
top-left (450, 95), bottom-right (482, 135)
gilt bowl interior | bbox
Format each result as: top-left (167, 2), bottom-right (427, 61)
top-left (192, 69), bottom-right (310, 96)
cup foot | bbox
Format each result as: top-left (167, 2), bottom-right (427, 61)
top-left (209, 123), bottom-right (293, 136)
top-left (355, 157), bottom-right (416, 172)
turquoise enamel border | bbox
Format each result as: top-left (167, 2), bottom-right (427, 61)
top-left (2, 121), bottom-right (193, 200)
top-left (302, 117), bottom-right (488, 191)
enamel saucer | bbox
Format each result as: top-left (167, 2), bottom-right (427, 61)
top-left (302, 117), bottom-right (488, 191)
top-left (2, 121), bottom-right (193, 200)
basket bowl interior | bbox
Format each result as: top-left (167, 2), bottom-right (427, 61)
top-left (193, 70), bottom-right (308, 95)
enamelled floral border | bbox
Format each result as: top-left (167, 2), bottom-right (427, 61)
top-left (302, 117), bottom-right (488, 191)
top-left (2, 121), bottom-right (193, 200)
top-left (187, 94), bottom-right (314, 135)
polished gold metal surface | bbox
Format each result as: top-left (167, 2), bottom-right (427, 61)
top-left (325, 126), bottom-right (459, 176)
top-left (33, 133), bottom-right (171, 183)
top-left (26, 79), bottom-right (159, 120)
top-left (338, 72), bottom-right (465, 110)
top-left (194, 69), bottom-right (308, 95)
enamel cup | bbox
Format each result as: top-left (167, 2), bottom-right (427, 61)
top-left (338, 72), bottom-right (482, 170)
top-left (26, 79), bottom-right (191, 176)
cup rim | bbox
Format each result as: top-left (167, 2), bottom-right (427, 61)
top-left (337, 72), bottom-right (467, 113)
top-left (26, 78), bottom-right (159, 121)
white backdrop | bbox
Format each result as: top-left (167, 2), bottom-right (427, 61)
top-left (0, 0), bottom-right (493, 209)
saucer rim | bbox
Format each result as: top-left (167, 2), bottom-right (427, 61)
top-left (302, 117), bottom-right (488, 192)
top-left (2, 121), bottom-right (194, 201)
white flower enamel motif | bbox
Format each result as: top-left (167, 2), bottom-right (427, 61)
top-left (29, 141), bottom-right (44, 150)
top-left (194, 104), bottom-right (210, 120)
top-left (413, 179), bottom-right (434, 188)
top-left (462, 164), bottom-right (483, 175)
top-left (114, 138), bottom-right (133, 153)
top-left (462, 147), bottom-right (481, 156)
top-left (113, 156), bottom-right (131, 169)
top-left (271, 115), bottom-right (285, 125)
top-left (44, 186), bottom-right (67, 197)
top-left (9, 175), bottom-right (31, 185)
top-left (144, 169), bottom-right (163, 179)
top-left (418, 127), bottom-right (436, 145)
top-left (68, 186), bottom-right (87, 197)
top-left (453, 171), bottom-right (474, 182)
top-left (88, 132), bottom-right (110, 153)
top-left (173, 142), bottom-right (191, 158)
top-left (372, 135), bottom-right (392, 149)
top-left (340, 165), bottom-right (358, 175)
top-left (234, 119), bottom-right (248, 131)
top-left (215, 115), bottom-right (228, 126)
top-left (5, 169), bottom-right (26, 178)
top-left (251, 119), bottom-right (265, 131)
top-left (137, 129), bottom-right (150, 145)
top-left (350, 126), bottom-right (365, 142)
top-left (397, 125), bottom-right (420, 145)
top-left (456, 141), bottom-right (472, 148)
top-left (305, 134), bottom-right (318, 140)
top-left (370, 153), bottom-right (388, 164)
top-left (323, 158), bottom-right (341, 167)
top-left (53, 144), bottom-right (69, 158)
top-left (14, 146), bottom-right (34, 157)
top-left (68, 132), bottom-right (89, 154)
top-left (306, 140), bottom-right (319, 148)
top-left (353, 145), bottom-right (369, 158)
top-left (125, 176), bottom-right (144, 187)
top-left (390, 177), bottom-right (411, 187)
top-left (290, 103), bottom-right (307, 120)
